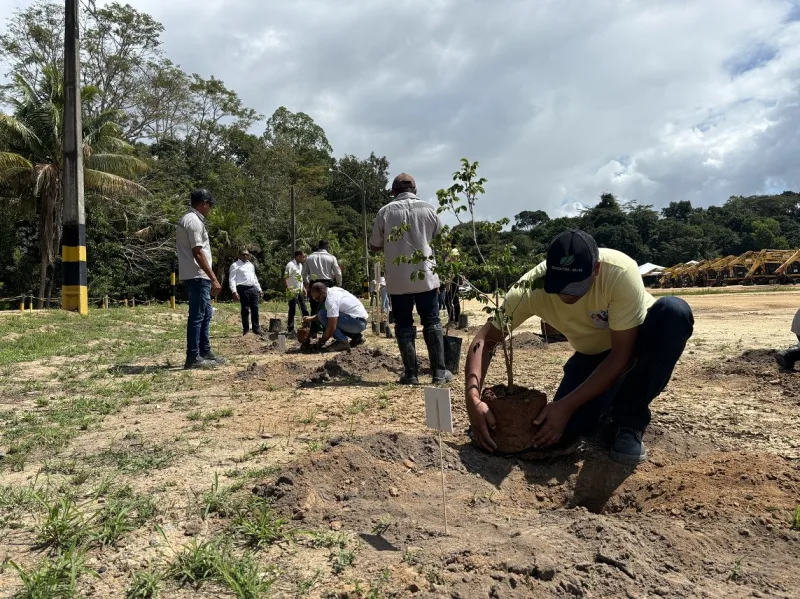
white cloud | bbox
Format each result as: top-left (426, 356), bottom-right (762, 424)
top-left (8, 0), bottom-right (800, 221)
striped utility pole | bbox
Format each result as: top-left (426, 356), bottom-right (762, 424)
top-left (61, 0), bottom-right (88, 314)
top-left (170, 262), bottom-right (177, 310)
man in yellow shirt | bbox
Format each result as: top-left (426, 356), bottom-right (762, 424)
top-left (465, 230), bottom-right (694, 464)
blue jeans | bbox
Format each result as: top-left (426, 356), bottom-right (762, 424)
top-left (317, 309), bottom-right (367, 342)
top-left (554, 296), bottom-right (694, 437)
top-left (390, 289), bottom-right (440, 329)
top-left (186, 278), bottom-right (213, 360)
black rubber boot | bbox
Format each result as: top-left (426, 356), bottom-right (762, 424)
top-left (423, 324), bottom-right (453, 384)
top-left (395, 327), bottom-right (419, 385)
top-left (775, 346), bottom-right (800, 371)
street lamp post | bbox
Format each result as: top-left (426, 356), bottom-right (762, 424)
top-left (330, 168), bottom-right (369, 292)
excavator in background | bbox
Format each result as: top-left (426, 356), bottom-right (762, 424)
top-left (742, 249), bottom-right (800, 285)
top-left (652, 249), bottom-right (800, 288)
top-left (695, 255), bottom-right (738, 287)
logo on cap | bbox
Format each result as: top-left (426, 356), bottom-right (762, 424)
top-left (560, 255), bottom-right (575, 267)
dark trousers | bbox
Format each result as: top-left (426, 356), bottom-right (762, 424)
top-left (237, 285), bottom-right (260, 334)
top-left (554, 296), bottom-right (694, 438)
top-left (309, 279), bottom-right (334, 333)
top-left (287, 291), bottom-right (309, 332)
top-left (446, 282), bottom-right (461, 323)
top-left (390, 289), bottom-right (441, 329)
top-left (186, 278), bottom-right (212, 360)
top-left (370, 292), bottom-right (377, 307)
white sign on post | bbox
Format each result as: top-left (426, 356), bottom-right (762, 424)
top-left (424, 386), bottom-right (452, 534)
top-left (424, 387), bottom-right (453, 433)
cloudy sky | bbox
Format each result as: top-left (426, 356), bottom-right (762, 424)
top-left (6, 0), bottom-right (800, 221)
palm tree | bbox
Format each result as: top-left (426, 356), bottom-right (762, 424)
top-left (0, 65), bottom-right (149, 306)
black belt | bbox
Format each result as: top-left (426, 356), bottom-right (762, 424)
top-left (236, 284), bottom-right (256, 290)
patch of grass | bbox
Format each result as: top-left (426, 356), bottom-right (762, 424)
top-left (125, 568), bottom-right (162, 599)
top-left (92, 498), bottom-right (142, 547)
top-left (330, 548), bottom-right (356, 575)
top-left (230, 498), bottom-right (290, 549)
top-left (1, 396), bottom-right (122, 471)
top-left (792, 505), bottom-right (800, 530)
top-left (186, 410), bottom-right (203, 421)
top-left (307, 530), bottom-right (352, 550)
top-left (204, 408), bottom-right (233, 422)
top-left (34, 495), bottom-right (92, 550)
top-left (196, 473), bottom-right (238, 520)
top-left (89, 443), bottom-right (176, 474)
top-left (728, 558), bottom-right (742, 581)
top-left (10, 547), bottom-right (94, 599)
top-left (168, 538), bottom-right (220, 588)
top-left (346, 398), bottom-right (369, 415)
top-left (298, 408), bottom-right (319, 425)
top-left (295, 569), bottom-right (322, 596)
top-left (167, 537), bottom-right (277, 597)
top-left (403, 548), bottom-right (422, 566)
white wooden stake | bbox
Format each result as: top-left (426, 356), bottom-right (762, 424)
top-left (425, 387), bottom-right (453, 535)
top-left (438, 429), bottom-right (448, 534)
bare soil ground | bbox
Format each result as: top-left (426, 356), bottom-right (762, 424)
top-left (0, 291), bottom-right (798, 598)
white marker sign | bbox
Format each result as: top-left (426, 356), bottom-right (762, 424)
top-left (424, 387), bottom-right (453, 434)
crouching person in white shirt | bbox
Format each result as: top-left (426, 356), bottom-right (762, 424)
top-left (303, 282), bottom-right (367, 351)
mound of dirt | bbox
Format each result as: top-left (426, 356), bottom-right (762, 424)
top-left (510, 331), bottom-right (544, 349)
top-left (707, 348), bottom-right (800, 398)
top-left (302, 347), bottom-right (405, 385)
top-left (252, 432), bottom-right (800, 599)
top-left (481, 385), bottom-right (548, 454)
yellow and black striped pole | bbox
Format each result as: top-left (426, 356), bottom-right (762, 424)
top-left (61, 0), bottom-right (88, 315)
top-left (62, 224), bottom-right (87, 313)
top-left (170, 263), bottom-right (176, 310)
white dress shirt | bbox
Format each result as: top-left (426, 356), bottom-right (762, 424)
top-left (229, 259), bottom-right (262, 293)
top-left (285, 259), bottom-right (304, 291)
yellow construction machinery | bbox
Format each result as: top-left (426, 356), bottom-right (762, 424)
top-left (651, 248), bottom-right (800, 288)
top-left (657, 263), bottom-right (687, 288)
top-left (743, 249), bottom-right (800, 285)
top-left (775, 249), bottom-right (800, 284)
top-left (695, 255), bottom-right (737, 287)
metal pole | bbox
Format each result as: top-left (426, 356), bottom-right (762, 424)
top-left (61, 0), bottom-right (87, 315)
top-left (362, 184), bottom-right (369, 292)
top-left (290, 185), bottom-right (296, 254)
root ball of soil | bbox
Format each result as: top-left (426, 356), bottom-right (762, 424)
top-left (481, 385), bottom-right (547, 454)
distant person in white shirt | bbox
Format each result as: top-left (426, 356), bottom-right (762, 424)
top-left (370, 279), bottom-right (378, 307)
top-left (379, 275), bottom-right (390, 315)
top-left (303, 282), bottom-right (368, 351)
top-left (284, 250), bottom-right (309, 333)
top-left (229, 248), bottom-right (263, 335)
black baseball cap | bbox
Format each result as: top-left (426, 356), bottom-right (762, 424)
top-left (190, 188), bottom-right (217, 206)
top-left (543, 229), bottom-right (599, 296)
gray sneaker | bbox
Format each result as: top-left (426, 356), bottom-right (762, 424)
top-left (329, 339), bottom-right (351, 351)
top-left (610, 427), bottom-right (647, 465)
top-left (202, 352), bottom-right (226, 365)
top-left (184, 356), bottom-right (215, 370)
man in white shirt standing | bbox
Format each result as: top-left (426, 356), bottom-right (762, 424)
top-left (370, 173), bottom-right (452, 385)
top-left (229, 248), bottom-right (263, 335)
top-left (303, 282), bottom-right (367, 351)
top-left (284, 250), bottom-right (309, 333)
top-left (302, 240), bottom-right (343, 335)
top-left (176, 189), bottom-right (225, 369)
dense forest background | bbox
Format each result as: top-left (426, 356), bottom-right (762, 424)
top-left (1, 1), bottom-right (798, 306)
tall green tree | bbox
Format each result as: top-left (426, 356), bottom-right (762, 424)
top-left (0, 66), bottom-right (148, 305)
